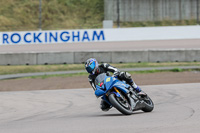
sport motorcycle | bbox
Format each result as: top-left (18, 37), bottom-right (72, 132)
top-left (95, 73), bottom-right (154, 115)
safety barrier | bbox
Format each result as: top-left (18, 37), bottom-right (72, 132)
top-left (0, 49), bottom-right (199, 65)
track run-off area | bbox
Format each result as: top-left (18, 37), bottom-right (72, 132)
top-left (0, 83), bottom-right (199, 133)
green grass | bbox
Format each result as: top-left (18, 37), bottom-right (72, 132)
top-left (0, 62), bottom-right (200, 75)
top-left (0, 0), bottom-right (199, 31)
top-left (0, 0), bottom-right (104, 31)
top-left (0, 64), bottom-right (84, 75)
top-left (129, 68), bottom-right (186, 74)
top-left (27, 72), bottom-right (88, 79)
top-left (171, 68), bottom-right (184, 72)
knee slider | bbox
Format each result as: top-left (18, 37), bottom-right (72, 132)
top-left (119, 72), bottom-right (132, 80)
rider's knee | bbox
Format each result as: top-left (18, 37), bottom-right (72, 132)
top-left (119, 72), bottom-right (132, 81)
top-left (100, 100), bottom-right (111, 111)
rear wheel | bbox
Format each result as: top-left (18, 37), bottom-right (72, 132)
top-left (108, 93), bottom-right (132, 115)
top-left (141, 95), bottom-right (154, 112)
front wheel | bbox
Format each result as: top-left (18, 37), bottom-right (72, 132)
top-left (108, 93), bottom-right (132, 115)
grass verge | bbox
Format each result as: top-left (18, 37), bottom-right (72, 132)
top-left (0, 62), bottom-right (200, 75)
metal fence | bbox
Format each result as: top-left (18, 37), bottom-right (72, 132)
top-left (105, 0), bottom-right (200, 24)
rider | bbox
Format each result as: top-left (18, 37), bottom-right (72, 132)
top-left (85, 58), bottom-right (145, 111)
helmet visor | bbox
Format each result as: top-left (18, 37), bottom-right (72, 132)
top-left (86, 61), bottom-right (96, 73)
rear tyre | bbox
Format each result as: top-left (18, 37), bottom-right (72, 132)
top-left (108, 93), bottom-right (132, 115)
top-left (141, 95), bottom-right (154, 112)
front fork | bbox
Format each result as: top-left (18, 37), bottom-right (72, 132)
top-left (106, 87), bottom-right (136, 110)
top-left (102, 87), bottom-right (120, 106)
top-left (103, 87), bottom-right (123, 106)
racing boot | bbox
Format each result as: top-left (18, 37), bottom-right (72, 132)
top-left (100, 100), bottom-right (112, 111)
top-left (130, 82), bottom-right (147, 97)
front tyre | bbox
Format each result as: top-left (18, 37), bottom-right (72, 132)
top-left (108, 93), bottom-right (132, 115)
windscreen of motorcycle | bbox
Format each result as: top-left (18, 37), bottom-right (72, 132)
top-left (95, 73), bottom-right (107, 86)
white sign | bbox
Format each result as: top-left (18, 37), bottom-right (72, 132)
top-left (0, 26), bottom-right (200, 45)
top-left (0, 29), bottom-right (105, 45)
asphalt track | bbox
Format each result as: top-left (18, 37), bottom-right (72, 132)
top-left (0, 83), bottom-right (199, 133)
top-left (0, 39), bottom-right (200, 53)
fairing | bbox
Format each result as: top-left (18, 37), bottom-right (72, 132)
top-left (95, 74), bottom-right (130, 97)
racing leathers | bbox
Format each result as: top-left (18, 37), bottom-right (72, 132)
top-left (88, 63), bottom-right (140, 111)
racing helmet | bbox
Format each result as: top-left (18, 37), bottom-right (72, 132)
top-left (85, 58), bottom-right (99, 74)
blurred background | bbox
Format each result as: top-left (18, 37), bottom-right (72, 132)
top-left (0, 0), bottom-right (199, 31)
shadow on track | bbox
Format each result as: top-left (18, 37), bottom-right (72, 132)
top-left (89, 112), bottom-right (144, 117)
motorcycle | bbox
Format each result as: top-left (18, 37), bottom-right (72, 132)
top-left (95, 73), bottom-right (154, 115)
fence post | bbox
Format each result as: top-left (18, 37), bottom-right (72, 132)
top-left (197, 0), bottom-right (199, 25)
top-left (117, 0), bottom-right (120, 28)
top-left (39, 0), bottom-right (42, 30)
